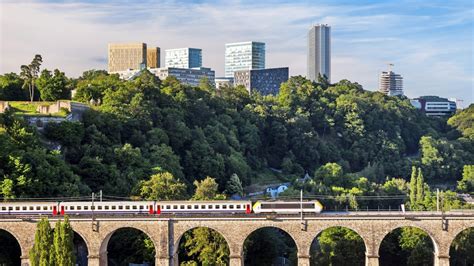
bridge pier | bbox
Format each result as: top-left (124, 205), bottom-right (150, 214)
top-left (156, 255), bottom-right (171, 266)
top-left (297, 253), bottom-right (310, 266)
top-left (434, 254), bottom-right (450, 266)
top-left (365, 254), bottom-right (379, 266)
top-left (87, 254), bottom-right (101, 266)
top-left (229, 254), bottom-right (243, 266)
top-left (20, 255), bottom-right (29, 266)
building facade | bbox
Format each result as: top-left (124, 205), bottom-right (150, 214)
top-left (225, 42), bottom-right (265, 78)
top-left (215, 77), bottom-right (234, 89)
top-left (165, 48), bottom-right (202, 69)
top-left (307, 24), bottom-right (331, 82)
top-left (411, 96), bottom-right (457, 116)
top-left (379, 71), bottom-right (404, 96)
top-left (234, 67), bottom-right (289, 95)
top-left (108, 43), bottom-right (147, 72)
top-left (150, 67), bottom-right (215, 87)
top-left (147, 47), bottom-right (161, 68)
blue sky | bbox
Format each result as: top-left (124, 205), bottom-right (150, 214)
top-left (1, 0), bottom-right (473, 104)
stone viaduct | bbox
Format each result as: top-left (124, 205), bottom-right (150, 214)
top-left (0, 212), bottom-right (473, 266)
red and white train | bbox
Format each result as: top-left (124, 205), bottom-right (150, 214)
top-left (0, 200), bottom-right (323, 216)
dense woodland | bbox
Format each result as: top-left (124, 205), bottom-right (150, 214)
top-left (0, 57), bottom-right (473, 265)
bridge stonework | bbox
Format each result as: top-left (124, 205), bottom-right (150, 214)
top-left (0, 214), bottom-right (472, 266)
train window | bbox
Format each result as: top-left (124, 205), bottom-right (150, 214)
top-left (105, 206), bottom-right (109, 210)
top-left (222, 205), bottom-right (227, 209)
top-left (44, 206), bottom-right (49, 211)
top-left (77, 206), bottom-right (82, 210)
top-left (201, 205), bottom-right (206, 209)
top-left (166, 205), bottom-right (171, 209)
top-left (208, 205), bottom-right (213, 209)
top-left (9, 207), bottom-right (13, 211)
top-left (194, 205), bottom-right (199, 209)
top-left (92, 206), bottom-right (96, 210)
top-left (15, 207), bottom-right (19, 211)
top-left (140, 205), bottom-right (144, 209)
top-left (132, 205), bottom-right (137, 210)
top-left (97, 206), bottom-right (102, 210)
top-left (84, 206), bottom-right (89, 210)
top-left (180, 205), bottom-right (185, 209)
top-left (118, 206), bottom-right (123, 210)
top-left (215, 205), bottom-right (220, 209)
top-left (36, 206), bottom-right (41, 210)
top-left (70, 206), bottom-right (75, 210)
top-left (187, 205), bottom-right (192, 209)
top-left (125, 206), bottom-right (130, 210)
top-left (21, 206), bottom-right (26, 210)
top-left (236, 205), bottom-right (241, 209)
top-left (1, 207), bottom-right (6, 211)
top-left (111, 206), bottom-right (116, 210)
top-left (173, 205), bottom-right (178, 209)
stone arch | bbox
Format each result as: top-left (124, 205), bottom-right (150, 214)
top-left (375, 224), bottom-right (440, 255)
top-left (309, 225), bottom-right (367, 266)
top-left (241, 225), bottom-right (299, 265)
top-left (172, 225), bottom-right (232, 264)
top-left (0, 226), bottom-right (27, 258)
top-left (0, 227), bottom-right (23, 264)
top-left (448, 225), bottom-right (474, 264)
top-left (99, 225), bottom-right (159, 265)
top-left (72, 230), bottom-right (89, 266)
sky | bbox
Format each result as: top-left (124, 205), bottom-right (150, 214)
top-left (1, 0), bottom-right (473, 105)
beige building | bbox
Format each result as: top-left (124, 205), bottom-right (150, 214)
top-left (147, 47), bottom-right (161, 68)
top-left (108, 43), bottom-right (147, 72)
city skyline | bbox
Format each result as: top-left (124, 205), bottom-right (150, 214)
top-left (0, 0), bottom-right (472, 104)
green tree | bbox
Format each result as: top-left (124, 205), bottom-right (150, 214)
top-left (29, 217), bottom-right (53, 266)
top-left (416, 168), bottom-right (424, 207)
top-left (53, 216), bottom-right (75, 265)
top-left (457, 165), bottom-right (474, 192)
top-left (0, 73), bottom-right (27, 100)
top-left (314, 163), bottom-right (347, 187)
top-left (138, 172), bottom-right (187, 200)
top-left (192, 176), bottom-right (226, 200)
top-left (36, 69), bottom-right (70, 101)
top-left (20, 54), bottom-right (42, 102)
top-left (409, 166), bottom-right (417, 206)
top-left (225, 173), bottom-right (244, 196)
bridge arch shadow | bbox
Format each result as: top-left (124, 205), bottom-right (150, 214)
top-left (310, 226), bottom-right (366, 266)
top-left (242, 226), bottom-right (298, 266)
top-left (100, 226), bottom-right (157, 266)
top-left (0, 228), bottom-right (22, 265)
top-left (378, 226), bottom-right (437, 266)
top-left (449, 226), bottom-right (474, 265)
top-left (173, 226), bottom-right (230, 265)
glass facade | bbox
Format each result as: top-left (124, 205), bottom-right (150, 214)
top-left (225, 42), bottom-right (265, 78)
top-left (150, 67), bottom-right (215, 87)
top-left (307, 24), bottom-right (331, 82)
top-left (234, 67), bottom-right (289, 95)
top-left (165, 48), bottom-right (202, 69)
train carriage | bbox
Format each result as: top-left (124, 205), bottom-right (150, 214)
top-left (252, 200), bottom-right (323, 214)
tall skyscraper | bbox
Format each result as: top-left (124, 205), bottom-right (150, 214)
top-left (147, 47), bottom-right (161, 68)
top-left (307, 24), bottom-right (331, 82)
top-left (225, 42), bottom-right (265, 78)
top-left (379, 65), bottom-right (403, 96)
top-left (108, 43), bottom-right (147, 72)
top-left (165, 48), bottom-right (202, 69)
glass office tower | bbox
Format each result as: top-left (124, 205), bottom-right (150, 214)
top-left (225, 42), bottom-right (265, 78)
top-left (165, 48), bottom-right (202, 69)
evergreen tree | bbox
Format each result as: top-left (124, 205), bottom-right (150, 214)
top-left (53, 216), bottom-right (75, 265)
top-left (416, 168), bottom-right (424, 208)
top-left (225, 173), bottom-right (244, 196)
top-left (29, 217), bottom-right (53, 266)
top-left (409, 166), bottom-right (417, 209)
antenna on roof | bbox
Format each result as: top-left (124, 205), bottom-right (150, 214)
top-left (387, 63), bottom-right (394, 72)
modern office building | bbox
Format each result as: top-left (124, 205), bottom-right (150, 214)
top-left (108, 43), bottom-right (147, 72)
top-left (225, 42), bottom-right (265, 78)
top-left (234, 67), bottom-right (289, 95)
top-left (215, 77), bottom-right (234, 89)
top-left (411, 96), bottom-right (457, 116)
top-left (379, 70), bottom-right (404, 96)
top-left (147, 47), bottom-right (161, 68)
top-left (149, 67), bottom-right (215, 87)
top-left (307, 24), bottom-right (331, 82)
top-left (165, 48), bottom-right (202, 69)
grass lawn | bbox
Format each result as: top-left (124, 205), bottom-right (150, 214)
top-left (8, 101), bottom-right (68, 117)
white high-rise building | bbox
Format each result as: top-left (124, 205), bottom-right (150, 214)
top-left (165, 48), bottom-right (202, 69)
top-left (225, 42), bottom-right (265, 78)
top-left (379, 69), bottom-right (403, 96)
top-left (307, 24), bottom-right (331, 82)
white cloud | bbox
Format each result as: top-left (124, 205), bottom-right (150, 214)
top-left (0, 0), bottom-right (472, 104)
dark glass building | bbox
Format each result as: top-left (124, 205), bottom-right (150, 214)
top-left (234, 67), bottom-right (289, 95)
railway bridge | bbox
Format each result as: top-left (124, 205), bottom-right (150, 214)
top-left (1, 212), bottom-right (473, 266)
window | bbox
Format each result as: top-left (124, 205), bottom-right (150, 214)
top-left (70, 206), bottom-right (75, 210)
top-left (84, 206), bottom-right (89, 210)
top-left (125, 206), bottom-right (130, 210)
top-left (173, 205), bottom-right (178, 209)
top-left (187, 205), bottom-right (192, 209)
top-left (208, 205), bottom-right (213, 209)
top-left (42, 206), bottom-right (47, 211)
top-left (98, 206), bottom-right (102, 210)
top-left (236, 205), bottom-right (241, 209)
top-left (1, 207), bottom-right (6, 211)
top-left (229, 205), bottom-right (234, 209)
top-left (91, 206), bottom-right (95, 210)
top-left (223, 205), bottom-right (227, 209)
top-left (215, 205), bottom-right (220, 209)
top-left (201, 205), bottom-right (206, 209)
top-left (111, 206), bottom-right (116, 210)
top-left (180, 205), bottom-right (185, 209)
top-left (132, 205), bottom-right (137, 210)
top-left (9, 207), bottom-right (13, 211)
top-left (22, 206), bottom-right (27, 210)
top-left (140, 205), bottom-right (144, 209)
top-left (77, 206), bottom-right (82, 210)
top-left (166, 205), bottom-right (171, 209)
top-left (36, 206), bottom-right (41, 210)
top-left (118, 206), bottom-right (123, 210)
top-left (194, 205), bottom-right (199, 209)
top-left (105, 206), bottom-right (109, 210)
